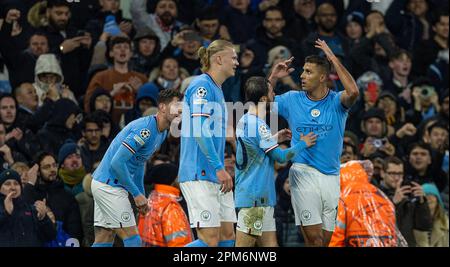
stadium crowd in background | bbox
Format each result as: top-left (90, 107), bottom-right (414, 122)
top-left (0, 0), bottom-right (448, 247)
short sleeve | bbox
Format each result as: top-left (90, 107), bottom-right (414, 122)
top-left (189, 82), bottom-right (215, 118)
top-left (274, 91), bottom-right (292, 119)
top-left (336, 91), bottom-right (350, 113)
top-left (257, 121), bottom-right (278, 154)
top-left (122, 126), bottom-right (151, 154)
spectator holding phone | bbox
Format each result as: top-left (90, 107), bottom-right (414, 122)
top-left (379, 156), bottom-right (432, 247)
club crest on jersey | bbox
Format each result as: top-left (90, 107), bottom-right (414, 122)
top-left (311, 109), bottom-right (321, 118)
top-left (140, 129), bottom-right (151, 139)
top-left (196, 87), bottom-right (207, 98)
top-left (258, 125), bottom-right (270, 138)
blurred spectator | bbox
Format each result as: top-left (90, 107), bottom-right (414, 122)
top-left (194, 7), bottom-right (231, 46)
top-left (161, 28), bottom-right (202, 75)
top-left (85, 0), bottom-right (133, 43)
top-left (131, 0), bottom-right (184, 51)
top-left (148, 57), bottom-right (186, 91)
top-left (344, 11), bottom-right (365, 49)
top-left (413, 10), bottom-right (448, 78)
top-left (247, 6), bottom-right (299, 71)
top-left (385, 0), bottom-right (433, 51)
top-left (330, 160), bottom-right (407, 247)
top-left (384, 49), bottom-right (413, 96)
top-left (129, 28), bottom-right (161, 76)
top-left (285, 0), bottom-right (317, 43)
top-left (302, 3), bottom-right (348, 62)
top-left (57, 140), bottom-right (86, 197)
top-left (88, 88), bottom-right (113, 115)
top-left (22, 152), bottom-right (83, 246)
top-left (92, 109), bottom-right (120, 142)
top-left (40, 0), bottom-right (93, 98)
top-left (138, 163), bottom-right (193, 247)
top-left (340, 141), bottom-right (359, 164)
top-left (79, 114), bottom-right (109, 173)
top-left (0, 94), bottom-right (41, 163)
top-left (349, 11), bottom-right (398, 80)
top-left (33, 53), bottom-right (77, 106)
top-left (13, 83), bottom-right (39, 130)
top-left (376, 91), bottom-right (406, 130)
top-left (415, 183), bottom-right (449, 247)
top-left (75, 168), bottom-right (95, 247)
top-left (221, 0), bottom-right (259, 44)
top-left (405, 78), bottom-right (441, 125)
top-left (36, 98), bottom-right (81, 156)
top-left (121, 82), bottom-right (159, 128)
top-left (359, 108), bottom-right (396, 159)
top-left (379, 156), bottom-right (432, 247)
top-left (84, 36), bottom-right (147, 123)
top-left (0, 122), bottom-right (24, 172)
top-left (0, 8), bottom-right (49, 88)
top-left (0, 169), bottom-right (56, 247)
top-left (405, 142), bottom-right (447, 191)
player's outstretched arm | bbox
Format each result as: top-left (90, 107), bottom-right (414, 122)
top-left (111, 145), bottom-right (142, 198)
top-left (314, 39), bottom-right (359, 108)
top-left (267, 132), bottom-right (317, 163)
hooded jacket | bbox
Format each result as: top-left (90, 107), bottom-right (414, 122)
top-left (330, 161), bottom-right (407, 247)
top-left (22, 177), bottom-right (83, 243)
top-left (33, 53), bottom-right (64, 106)
top-left (36, 98), bottom-right (81, 156)
top-left (129, 30), bottom-right (162, 76)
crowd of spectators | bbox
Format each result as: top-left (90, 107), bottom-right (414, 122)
top-left (0, 0), bottom-right (448, 247)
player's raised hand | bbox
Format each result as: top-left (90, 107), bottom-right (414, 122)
top-left (216, 169), bottom-right (233, 193)
top-left (269, 57), bottom-right (295, 80)
top-left (314, 39), bottom-right (335, 61)
top-left (134, 195), bottom-right (149, 215)
top-left (300, 132), bottom-right (318, 147)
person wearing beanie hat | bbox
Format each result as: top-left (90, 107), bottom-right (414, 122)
top-left (57, 139), bottom-right (86, 197)
top-left (0, 169), bottom-right (57, 246)
top-left (138, 163), bottom-right (193, 247)
top-left (345, 11), bottom-right (365, 42)
top-left (130, 28), bottom-right (161, 76)
top-left (360, 108), bottom-right (396, 159)
top-left (90, 88), bottom-right (182, 247)
top-left (415, 183), bottom-right (449, 247)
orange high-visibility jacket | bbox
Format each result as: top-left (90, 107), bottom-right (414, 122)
top-left (330, 161), bottom-right (406, 247)
top-left (138, 184), bottom-right (193, 247)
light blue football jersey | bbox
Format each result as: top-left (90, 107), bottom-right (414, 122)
top-left (235, 113), bottom-right (279, 208)
top-left (275, 90), bottom-right (348, 175)
top-left (93, 115), bottom-right (168, 196)
top-left (178, 73), bottom-right (227, 183)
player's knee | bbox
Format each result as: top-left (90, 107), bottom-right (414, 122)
top-left (205, 238), bottom-right (219, 247)
top-left (94, 227), bottom-right (114, 243)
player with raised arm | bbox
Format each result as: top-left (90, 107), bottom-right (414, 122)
top-left (179, 40), bottom-right (239, 247)
top-left (91, 89), bottom-right (182, 247)
top-left (269, 39), bottom-right (359, 247)
top-left (235, 76), bottom-right (317, 247)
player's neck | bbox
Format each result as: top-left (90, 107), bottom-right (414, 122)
top-left (206, 70), bottom-right (226, 87)
top-left (307, 86), bottom-right (329, 100)
top-left (248, 103), bottom-right (266, 120)
top-left (155, 112), bottom-right (167, 132)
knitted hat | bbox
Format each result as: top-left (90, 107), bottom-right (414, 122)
top-left (145, 163), bottom-right (178, 185)
top-left (346, 11), bottom-right (365, 29)
top-left (58, 139), bottom-right (80, 164)
top-left (0, 169), bottom-right (22, 188)
top-left (422, 183), bottom-right (444, 207)
top-left (363, 107), bottom-right (386, 122)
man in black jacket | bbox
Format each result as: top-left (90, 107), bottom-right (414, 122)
top-left (0, 169), bottom-right (56, 247)
top-left (39, 0), bottom-right (93, 98)
top-left (379, 156), bottom-right (432, 247)
top-left (22, 152), bottom-right (83, 244)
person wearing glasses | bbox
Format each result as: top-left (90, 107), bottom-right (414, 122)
top-left (379, 156), bottom-right (433, 247)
